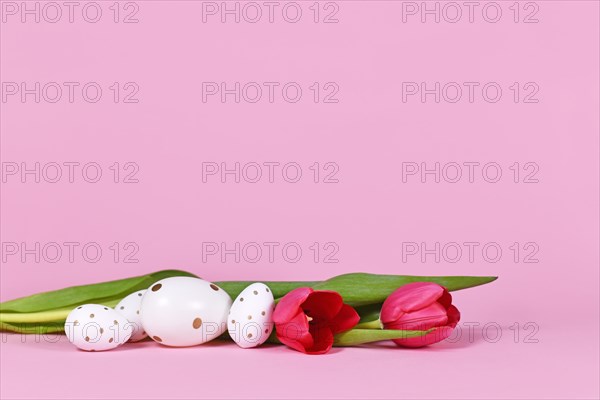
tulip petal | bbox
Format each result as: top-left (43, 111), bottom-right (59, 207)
top-left (277, 336), bottom-right (311, 354)
top-left (437, 290), bottom-right (453, 310)
top-left (328, 304), bottom-right (360, 334)
top-left (273, 288), bottom-right (359, 355)
top-left (389, 302), bottom-right (449, 331)
top-left (306, 325), bottom-right (334, 355)
top-left (275, 310), bottom-right (313, 353)
top-left (301, 290), bottom-right (343, 321)
top-left (380, 282), bottom-right (446, 324)
top-left (446, 305), bottom-right (460, 327)
top-left (273, 287), bottom-right (313, 324)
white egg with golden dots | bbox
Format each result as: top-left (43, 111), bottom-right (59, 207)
top-left (115, 290), bottom-right (148, 342)
top-left (141, 277), bottom-right (232, 347)
top-left (65, 304), bottom-right (132, 351)
top-left (228, 283), bottom-right (274, 348)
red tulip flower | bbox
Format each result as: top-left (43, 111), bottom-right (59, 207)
top-left (380, 282), bottom-right (460, 348)
top-left (273, 287), bottom-right (360, 354)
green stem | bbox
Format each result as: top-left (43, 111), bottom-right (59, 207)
top-left (333, 328), bottom-right (432, 346)
top-left (355, 319), bottom-right (382, 329)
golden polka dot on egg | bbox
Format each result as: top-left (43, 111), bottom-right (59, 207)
top-left (193, 318), bottom-right (202, 329)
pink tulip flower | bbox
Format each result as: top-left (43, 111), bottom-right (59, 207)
top-left (380, 282), bottom-right (460, 348)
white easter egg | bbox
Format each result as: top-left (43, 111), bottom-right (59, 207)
top-left (115, 290), bottom-right (148, 342)
top-left (65, 304), bottom-right (132, 351)
top-left (227, 283), bottom-right (274, 348)
top-left (140, 277), bottom-right (232, 347)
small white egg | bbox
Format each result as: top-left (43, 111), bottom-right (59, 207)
top-left (140, 277), bottom-right (232, 347)
top-left (227, 283), bottom-right (274, 348)
top-left (64, 304), bottom-right (132, 351)
top-left (114, 290), bottom-right (148, 342)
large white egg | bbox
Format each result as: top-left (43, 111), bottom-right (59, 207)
top-left (228, 283), bottom-right (274, 348)
top-left (64, 304), bottom-right (132, 351)
top-left (115, 290), bottom-right (148, 342)
top-left (140, 277), bottom-right (232, 347)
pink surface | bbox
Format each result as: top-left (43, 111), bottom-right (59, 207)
top-left (1, 1), bottom-right (599, 399)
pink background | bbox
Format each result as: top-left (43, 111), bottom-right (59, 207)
top-left (1, 1), bottom-right (599, 399)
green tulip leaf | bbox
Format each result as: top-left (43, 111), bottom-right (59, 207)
top-left (0, 269), bottom-right (198, 314)
top-left (313, 273), bottom-right (497, 306)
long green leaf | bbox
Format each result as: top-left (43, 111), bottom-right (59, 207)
top-left (214, 280), bottom-right (319, 300)
top-left (355, 303), bottom-right (383, 323)
top-left (0, 269), bottom-right (198, 313)
top-left (0, 272), bottom-right (317, 330)
top-left (0, 321), bottom-right (65, 334)
top-left (313, 273), bottom-right (497, 306)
